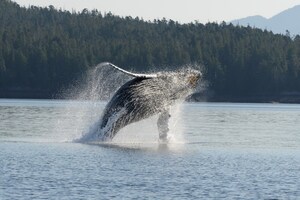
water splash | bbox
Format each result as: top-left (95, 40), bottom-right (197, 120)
top-left (63, 62), bottom-right (130, 101)
top-left (53, 63), bottom-right (130, 142)
top-left (54, 63), bottom-right (205, 147)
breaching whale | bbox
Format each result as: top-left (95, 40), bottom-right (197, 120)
top-left (95, 62), bottom-right (201, 142)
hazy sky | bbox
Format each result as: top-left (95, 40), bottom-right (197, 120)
top-left (12, 0), bottom-right (300, 23)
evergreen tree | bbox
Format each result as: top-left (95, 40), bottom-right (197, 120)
top-left (0, 0), bottom-right (300, 99)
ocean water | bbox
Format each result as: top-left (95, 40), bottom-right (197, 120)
top-left (1, 99), bottom-right (300, 199)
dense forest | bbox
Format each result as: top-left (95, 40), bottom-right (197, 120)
top-left (1, 0), bottom-right (300, 101)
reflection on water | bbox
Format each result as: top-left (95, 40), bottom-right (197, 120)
top-left (1, 99), bottom-right (300, 149)
top-left (1, 99), bottom-right (300, 199)
top-left (184, 103), bottom-right (300, 149)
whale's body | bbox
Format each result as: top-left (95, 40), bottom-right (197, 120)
top-left (96, 63), bottom-right (201, 141)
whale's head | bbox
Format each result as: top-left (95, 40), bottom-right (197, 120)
top-left (168, 68), bottom-right (202, 89)
top-left (154, 68), bottom-right (202, 102)
top-left (186, 69), bottom-right (202, 88)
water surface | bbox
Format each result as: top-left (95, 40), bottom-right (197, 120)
top-left (1, 99), bottom-right (300, 199)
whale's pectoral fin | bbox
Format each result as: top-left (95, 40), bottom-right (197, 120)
top-left (157, 110), bottom-right (171, 142)
top-left (100, 62), bottom-right (158, 78)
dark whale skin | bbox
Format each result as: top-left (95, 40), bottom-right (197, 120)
top-left (99, 70), bottom-right (201, 141)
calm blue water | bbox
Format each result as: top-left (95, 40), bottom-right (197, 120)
top-left (1, 99), bottom-right (300, 199)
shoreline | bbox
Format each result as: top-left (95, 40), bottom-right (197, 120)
top-left (191, 92), bottom-right (300, 104)
top-left (1, 89), bottom-right (300, 104)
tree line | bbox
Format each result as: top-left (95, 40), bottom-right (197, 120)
top-left (0, 0), bottom-right (300, 99)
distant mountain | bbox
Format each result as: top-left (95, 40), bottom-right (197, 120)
top-left (231, 5), bottom-right (300, 36)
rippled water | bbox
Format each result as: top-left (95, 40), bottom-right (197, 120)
top-left (1, 99), bottom-right (300, 199)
